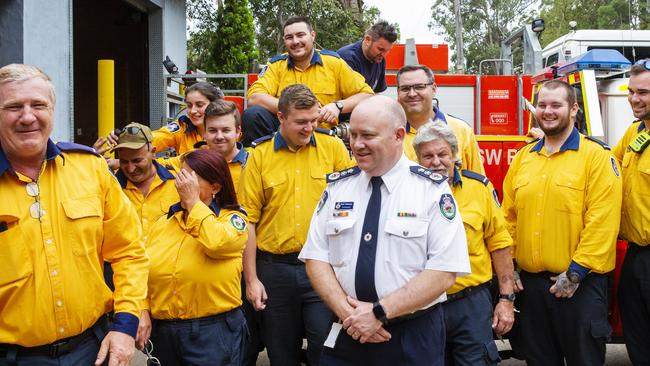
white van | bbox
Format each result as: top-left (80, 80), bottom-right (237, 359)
top-left (542, 29), bottom-right (650, 67)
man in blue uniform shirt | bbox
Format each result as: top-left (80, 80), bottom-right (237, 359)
top-left (337, 20), bottom-right (397, 93)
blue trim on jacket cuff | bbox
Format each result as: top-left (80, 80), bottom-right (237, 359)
top-left (110, 312), bottom-right (139, 338)
top-left (568, 261), bottom-right (590, 281)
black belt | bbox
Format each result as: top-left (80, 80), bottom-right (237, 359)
top-left (386, 302), bottom-right (441, 326)
top-left (153, 307), bottom-right (241, 324)
top-left (629, 242), bottom-right (650, 250)
top-left (0, 315), bottom-right (108, 359)
top-left (257, 249), bottom-right (302, 265)
top-left (444, 281), bottom-right (492, 303)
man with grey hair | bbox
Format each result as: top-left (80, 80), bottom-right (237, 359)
top-left (397, 64), bottom-right (484, 174)
top-left (300, 95), bottom-right (470, 365)
top-left (0, 64), bottom-right (148, 366)
top-left (414, 121), bottom-right (515, 366)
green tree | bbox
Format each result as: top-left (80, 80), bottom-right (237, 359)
top-left (187, 0), bottom-right (219, 72)
top-left (429, 0), bottom-right (537, 74)
top-left (248, 0), bottom-right (383, 62)
top-left (539, 0), bottom-right (650, 47)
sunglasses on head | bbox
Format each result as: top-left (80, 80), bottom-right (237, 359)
top-left (115, 126), bottom-right (150, 145)
top-left (634, 58), bottom-right (650, 71)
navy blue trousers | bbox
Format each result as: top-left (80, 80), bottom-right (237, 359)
top-left (618, 243), bottom-right (650, 365)
top-left (257, 258), bottom-right (334, 366)
top-left (0, 318), bottom-right (108, 366)
top-left (150, 308), bottom-right (248, 366)
top-left (443, 286), bottom-right (500, 366)
top-left (320, 305), bottom-right (446, 366)
top-left (517, 271), bottom-right (610, 366)
top-left (241, 106), bottom-right (279, 147)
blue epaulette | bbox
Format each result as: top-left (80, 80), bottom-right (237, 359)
top-left (461, 169), bottom-right (489, 186)
top-left (251, 134), bottom-right (274, 147)
top-left (269, 54), bottom-right (289, 64)
top-left (326, 166), bottom-right (361, 183)
top-left (315, 127), bottom-right (335, 136)
top-left (319, 49), bottom-right (341, 58)
top-left (585, 136), bottom-right (611, 150)
top-left (56, 142), bottom-right (100, 157)
top-left (409, 166), bottom-right (446, 184)
top-left (237, 206), bottom-right (248, 216)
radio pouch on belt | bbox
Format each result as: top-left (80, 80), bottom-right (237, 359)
top-left (629, 131), bottom-right (650, 153)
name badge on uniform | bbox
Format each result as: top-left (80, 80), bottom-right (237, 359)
top-left (334, 202), bottom-right (354, 210)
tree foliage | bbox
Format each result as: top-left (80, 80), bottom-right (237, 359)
top-left (187, 0), bottom-right (220, 72)
top-left (539, 0), bottom-right (650, 47)
top-left (248, 0), bottom-right (382, 62)
top-left (429, 0), bottom-right (536, 74)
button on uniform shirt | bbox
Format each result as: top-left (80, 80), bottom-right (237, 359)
top-left (239, 131), bottom-right (354, 254)
top-left (403, 108), bottom-right (485, 174)
top-left (146, 201), bottom-right (248, 319)
top-left (248, 50), bottom-right (374, 129)
top-left (502, 128), bottom-right (622, 274)
top-left (299, 155), bottom-right (471, 305)
top-left (152, 115), bottom-right (203, 154)
top-left (448, 169), bottom-right (512, 294)
top-left (612, 120), bottom-right (650, 246)
top-left (337, 41), bottom-right (387, 93)
top-left (0, 140), bottom-right (148, 346)
top-left (115, 160), bottom-right (179, 237)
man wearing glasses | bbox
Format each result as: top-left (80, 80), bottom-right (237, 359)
top-left (612, 59), bottom-right (650, 364)
top-left (0, 64), bottom-right (148, 366)
top-left (396, 64), bottom-right (485, 174)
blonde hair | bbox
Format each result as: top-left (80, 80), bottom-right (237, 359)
top-left (0, 64), bottom-right (56, 104)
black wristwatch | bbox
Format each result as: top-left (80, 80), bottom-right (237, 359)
top-left (334, 101), bottom-right (344, 113)
top-left (498, 293), bottom-right (516, 302)
top-left (372, 301), bottom-right (388, 325)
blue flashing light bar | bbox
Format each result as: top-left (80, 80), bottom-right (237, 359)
top-left (557, 49), bottom-right (631, 75)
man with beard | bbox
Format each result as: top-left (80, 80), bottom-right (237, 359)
top-left (396, 64), bottom-right (484, 173)
top-left (338, 20), bottom-right (397, 93)
top-left (502, 80), bottom-right (622, 365)
top-left (242, 16), bottom-right (374, 147)
top-left (611, 59), bottom-right (650, 364)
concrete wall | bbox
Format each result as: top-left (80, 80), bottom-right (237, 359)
top-left (23, 0), bottom-right (73, 142)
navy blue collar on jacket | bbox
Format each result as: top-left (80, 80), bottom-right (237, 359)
top-left (530, 127), bottom-right (580, 153)
top-left (274, 132), bottom-right (316, 151)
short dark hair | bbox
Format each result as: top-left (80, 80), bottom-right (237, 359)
top-left (396, 64), bottom-right (435, 86)
top-left (630, 59), bottom-right (650, 76)
top-left (366, 20), bottom-right (398, 43)
top-left (181, 149), bottom-right (239, 210)
top-left (278, 84), bottom-right (318, 115)
top-left (283, 16), bottom-right (313, 33)
top-left (204, 100), bottom-right (241, 129)
top-left (185, 82), bottom-right (224, 103)
top-left (538, 79), bottom-right (577, 106)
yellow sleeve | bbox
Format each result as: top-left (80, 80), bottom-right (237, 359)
top-left (156, 155), bottom-right (182, 172)
top-left (483, 181), bottom-right (513, 253)
top-left (335, 58), bottom-right (374, 97)
top-left (612, 126), bottom-right (634, 164)
top-left (100, 159), bottom-right (149, 317)
top-left (572, 149), bottom-right (622, 272)
top-left (463, 133), bottom-right (485, 174)
top-left (248, 62), bottom-right (281, 98)
top-left (238, 148), bottom-right (264, 224)
top-left (185, 203), bottom-right (248, 259)
top-left (152, 123), bottom-right (182, 152)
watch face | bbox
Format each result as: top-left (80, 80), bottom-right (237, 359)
top-left (335, 101), bottom-right (344, 111)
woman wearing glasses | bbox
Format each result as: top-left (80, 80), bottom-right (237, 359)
top-left (141, 148), bottom-right (249, 365)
